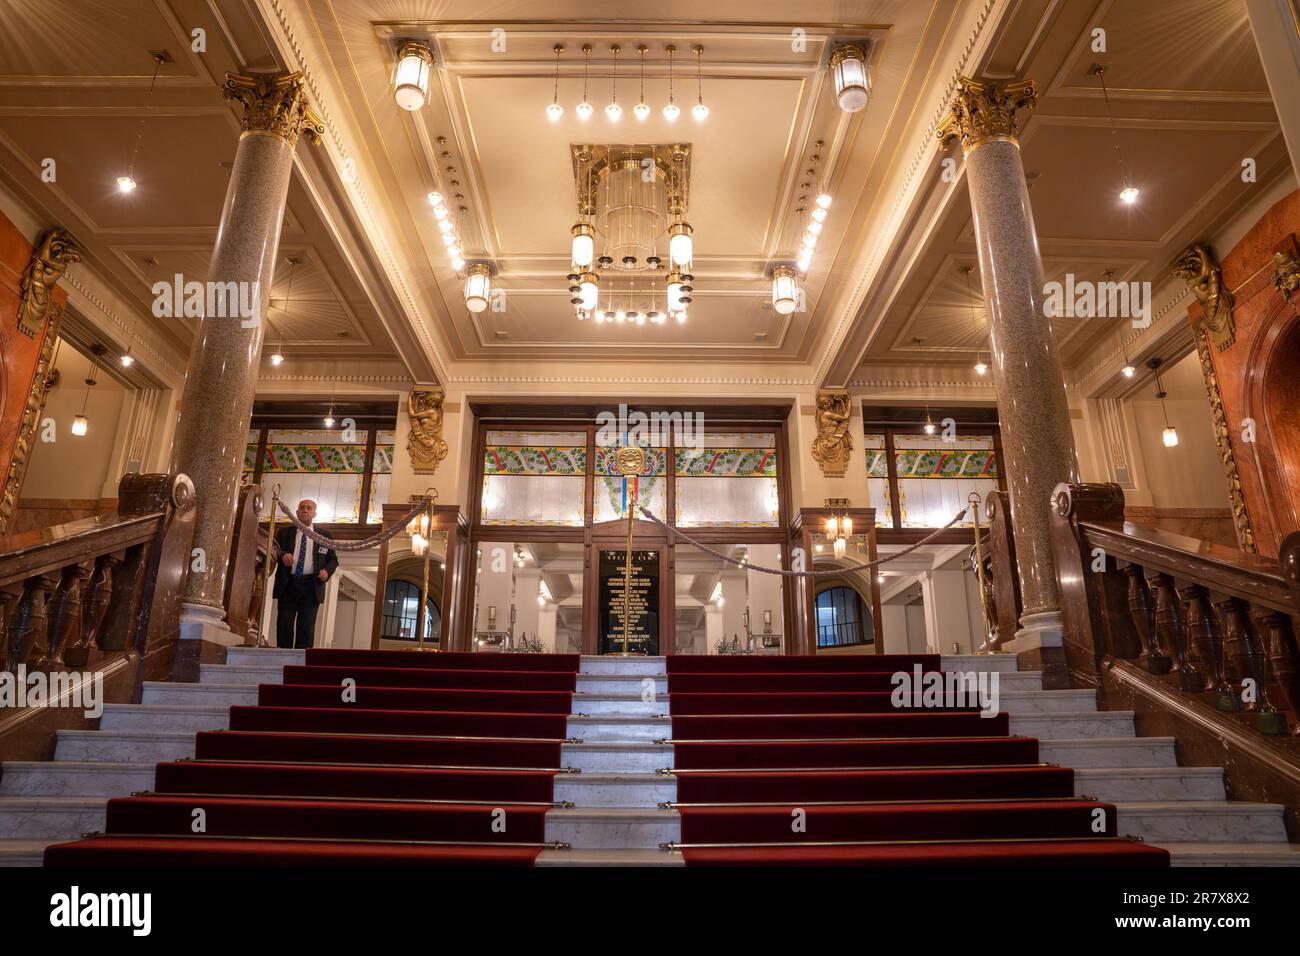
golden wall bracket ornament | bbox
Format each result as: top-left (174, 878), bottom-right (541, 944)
top-left (17, 228), bottom-right (81, 338)
top-left (223, 72), bottom-right (324, 148)
top-left (1273, 249), bottom-right (1300, 301)
top-left (811, 389), bottom-right (853, 478)
top-left (936, 76), bottom-right (1038, 153)
top-left (1, 302), bottom-right (65, 533)
top-left (1173, 243), bottom-right (1235, 351)
top-left (406, 386), bottom-right (449, 475)
top-left (1192, 328), bottom-right (1256, 553)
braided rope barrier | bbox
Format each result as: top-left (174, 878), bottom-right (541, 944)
top-left (635, 504), bottom-right (971, 579)
top-left (273, 496), bottom-right (431, 552)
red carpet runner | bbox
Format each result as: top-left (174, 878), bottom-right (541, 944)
top-left (665, 654), bottom-right (1170, 867)
top-left (44, 651), bottom-right (582, 867)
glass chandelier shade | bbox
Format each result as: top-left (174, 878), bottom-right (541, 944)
top-left (463, 263), bottom-right (492, 313)
top-left (668, 222), bottom-right (693, 266)
top-left (830, 44), bottom-right (869, 112)
top-left (394, 41), bottom-right (433, 111)
top-left (771, 265), bottom-right (798, 315)
top-left (571, 222), bottom-right (595, 267)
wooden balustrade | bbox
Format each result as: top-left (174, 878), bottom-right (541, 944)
top-left (981, 490), bottom-right (1021, 651)
top-left (223, 483), bottom-right (265, 646)
top-left (0, 473), bottom-right (195, 759)
top-left (1050, 481), bottom-right (1300, 735)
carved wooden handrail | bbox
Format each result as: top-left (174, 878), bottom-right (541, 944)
top-left (1050, 481), bottom-right (1300, 735)
top-left (0, 473), bottom-right (196, 757)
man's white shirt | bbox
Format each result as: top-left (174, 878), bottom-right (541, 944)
top-left (292, 527), bottom-right (316, 575)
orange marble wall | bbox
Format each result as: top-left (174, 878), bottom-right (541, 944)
top-left (1192, 188), bottom-right (1300, 558)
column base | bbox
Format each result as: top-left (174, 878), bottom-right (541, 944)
top-left (175, 603), bottom-right (241, 681)
top-left (1004, 610), bottom-right (1069, 689)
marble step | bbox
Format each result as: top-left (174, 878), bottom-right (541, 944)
top-left (1116, 801), bottom-right (1287, 844)
top-left (1010, 711), bottom-right (1134, 739)
top-left (561, 742), bottom-right (672, 774)
top-left (55, 729), bottom-right (195, 763)
top-left (544, 807), bottom-right (680, 849)
top-left (536, 847), bottom-right (683, 866)
top-left (1040, 736), bottom-right (1177, 769)
top-left (0, 840), bottom-right (54, 867)
top-left (0, 795), bottom-right (106, 840)
top-left (571, 694), bottom-right (669, 717)
top-left (1073, 767), bottom-right (1226, 802)
top-left (1163, 842), bottom-right (1300, 866)
top-left (99, 703), bottom-right (230, 733)
top-left (985, 671), bottom-right (1043, 690)
top-left (225, 648), bottom-right (305, 668)
top-left (579, 656), bottom-right (666, 676)
top-left (141, 681), bottom-right (259, 708)
top-left (576, 675), bottom-right (668, 696)
top-left (994, 690), bottom-right (1097, 715)
top-left (553, 772), bottom-right (675, 808)
top-left (941, 654), bottom-right (1019, 673)
top-left (0, 761), bottom-right (155, 797)
top-left (567, 716), bottom-right (671, 742)
top-left (199, 663), bottom-right (287, 686)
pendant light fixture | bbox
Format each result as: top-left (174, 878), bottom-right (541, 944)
top-left (922, 394), bottom-right (937, 435)
top-left (961, 265), bottom-right (989, 375)
top-left (1149, 357), bottom-right (1179, 447)
top-left (575, 44), bottom-right (593, 120)
top-left (71, 344), bottom-right (104, 437)
top-left (323, 395), bottom-right (336, 429)
top-left (829, 43), bottom-right (869, 112)
top-left (393, 40), bottom-right (434, 111)
top-left (691, 44), bottom-right (709, 120)
top-left (668, 221), bottom-right (693, 267)
top-left (634, 44), bottom-right (650, 120)
top-left (771, 265), bottom-right (799, 315)
top-left (119, 346), bottom-right (134, 368)
top-left (464, 262), bottom-right (492, 313)
top-left (269, 256), bottom-right (297, 366)
top-left (546, 44), bottom-right (564, 121)
top-left (605, 44), bottom-right (622, 121)
top-left (1093, 66), bottom-right (1139, 204)
top-left (662, 44), bottom-right (680, 121)
top-left (118, 52), bottom-right (165, 194)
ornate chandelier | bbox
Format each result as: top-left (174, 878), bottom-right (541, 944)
top-left (567, 143), bottom-right (695, 325)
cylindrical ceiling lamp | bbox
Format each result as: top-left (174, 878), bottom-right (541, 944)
top-left (393, 40), bottom-right (433, 111)
top-left (668, 221), bottom-right (693, 266)
top-left (571, 222), bottom-right (595, 268)
top-left (577, 271), bottom-right (599, 311)
top-left (830, 43), bottom-right (869, 112)
top-left (771, 265), bottom-right (799, 315)
top-left (464, 263), bottom-right (492, 313)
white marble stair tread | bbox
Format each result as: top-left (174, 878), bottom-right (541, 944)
top-left (985, 671), bottom-right (1043, 689)
top-left (994, 690), bottom-right (1097, 714)
top-left (1160, 842), bottom-right (1300, 866)
top-left (570, 693), bottom-right (669, 716)
top-left (535, 847), bottom-right (683, 866)
top-left (0, 761), bottom-right (155, 796)
top-left (141, 681), bottom-right (259, 707)
top-left (561, 741), bottom-right (672, 774)
top-left (0, 840), bottom-right (56, 867)
top-left (0, 795), bottom-right (108, 840)
top-left (225, 648), bottom-right (305, 667)
top-left (576, 675), bottom-right (668, 695)
top-left (567, 716), bottom-right (671, 742)
top-left (1116, 801), bottom-right (1287, 844)
top-left (98, 703), bottom-right (230, 733)
top-left (941, 654), bottom-right (1019, 672)
top-left (553, 772), bottom-right (675, 807)
top-left (199, 663), bottom-right (288, 685)
top-left (1073, 767), bottom-right (1226, 802)
top-left (579, 656), bottom-right (665, 676)
top-left (1010, 711), bottom-right (1134, 739)
top-left (544, 806), bottom-right (680, 849)
top-left (54, 729), bottom-right (196, 762)
top-left (1039, 737), bottom-right (1177, 768)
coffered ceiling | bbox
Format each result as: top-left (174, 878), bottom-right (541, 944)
top-left (0, 0), bottom-right (1291, 394)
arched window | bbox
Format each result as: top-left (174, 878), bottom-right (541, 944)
top-left (815, 585), bottom-right (871, 647)
top-left (381, 579), bottom-right (440, 642)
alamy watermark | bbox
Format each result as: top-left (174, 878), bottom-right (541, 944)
top-left (595, 403), bottom-right (705, 451)
top-left (1043, 273), bottom-right (1152, 328)
top-left (152, 274), bottom-right (261, 327)
top-left (890, 665), bottom-right (1000, 717)
top-left (0, 666), bottom-right (103, 719)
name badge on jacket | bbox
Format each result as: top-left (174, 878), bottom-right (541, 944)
top-left (316, 545), bottom-right (329, 555)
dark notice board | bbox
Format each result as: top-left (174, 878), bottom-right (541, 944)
top-left (598, 549), bottom-right (659, 655)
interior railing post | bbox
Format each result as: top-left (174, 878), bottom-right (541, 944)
top-left (1181, 583), bottom-right (1231, 706)
top-left (1125, 564), bottom-right (1169, 674)
top-left (1216, 596), bottom-right (1264, 717)
top-left (1256, 611), bottom-right (1300, 734)
top-left (63, 554), bottom-right (117, 668)
top-left (1148, 571), bottom-right (1202, 693)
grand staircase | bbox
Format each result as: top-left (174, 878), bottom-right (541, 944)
top-left (3, 649), bottom-right (1298, 865)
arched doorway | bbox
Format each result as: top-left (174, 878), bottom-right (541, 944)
top-left (1251, 303), bottom-right (1300, 544)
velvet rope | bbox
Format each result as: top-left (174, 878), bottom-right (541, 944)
top-left (635, 504), bottom-right (971, 578)
top-left (272, 496), bottom-right (431, 552)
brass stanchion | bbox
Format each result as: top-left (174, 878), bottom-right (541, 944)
top-left (408, 488), bottom-right (439, 652)
top-left (968, 492), bottom-right (991, 656)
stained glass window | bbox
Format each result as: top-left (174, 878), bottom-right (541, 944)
top-left (675, 433), bottom-right (780, 528)
top-left (258, 429), bottom-right (370, 523)
top-left (481, 431), bottom-right (587, 526)
top-left (594, 446), bottom-right (668, 523)
top-left (864, 433), bottom-right (893, 527)
top-left (893, 434), bottom-right (999, 528)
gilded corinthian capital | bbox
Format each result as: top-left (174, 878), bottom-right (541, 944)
top-left (223, 72), bottom-right (324, 148)
top-left (936, 76), bottom-right (1038, 153)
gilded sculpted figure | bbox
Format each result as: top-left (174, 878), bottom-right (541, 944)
top-left (811, 390), bottom-right (853, 478)
top-left (17, 228), bottom-right (81, 337)
top-left (1172, 243), bottom-right (1234, 351)
top-left (1274, 249), bottom-right (1300, 301)
top-left (407, 387), bottom-right (449, 474)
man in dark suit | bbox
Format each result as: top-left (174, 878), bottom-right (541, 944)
top-left (271, 498), bottom-right (339, 649)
